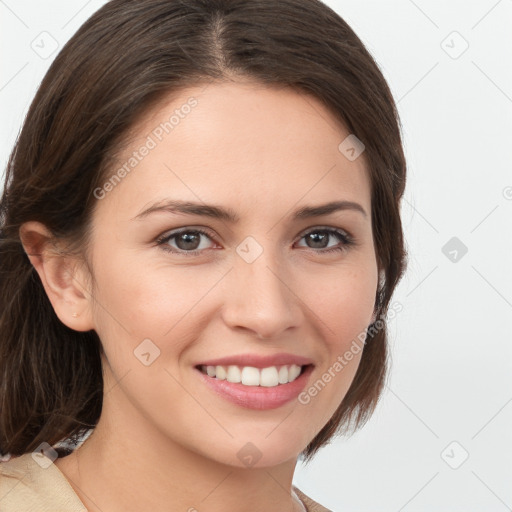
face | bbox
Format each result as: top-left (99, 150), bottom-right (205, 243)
top-left (81, 80), bottom-right (378, 468)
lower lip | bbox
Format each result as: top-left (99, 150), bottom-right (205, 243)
top-left (195, 365), bottom-right (314, 410)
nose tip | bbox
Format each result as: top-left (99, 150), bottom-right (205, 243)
top-left (221, 256), bottom-right (303, 340)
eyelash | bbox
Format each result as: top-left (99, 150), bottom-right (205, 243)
top-left (155, 226), bottom-right (355, 257)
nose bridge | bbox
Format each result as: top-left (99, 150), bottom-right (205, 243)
top-left (222, 238), bottom-right (301, 338)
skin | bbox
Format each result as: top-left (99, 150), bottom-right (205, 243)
top-left (20, 80), bottom-right (379, 512)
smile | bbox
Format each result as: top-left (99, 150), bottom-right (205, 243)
top-left (194, 364), bottom-right (315, 410)
top-left (197, 363), bottom-right (305, 387)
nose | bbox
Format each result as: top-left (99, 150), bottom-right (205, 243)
top-left (221, 249), bottom-right (303, 340)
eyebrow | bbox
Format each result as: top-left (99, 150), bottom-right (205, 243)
top-left (132, 199), bottom-right (367, 222)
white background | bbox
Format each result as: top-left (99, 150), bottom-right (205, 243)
top-left (1, 1), bottom-right (511, 511)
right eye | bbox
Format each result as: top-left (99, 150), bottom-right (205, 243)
top-left (156, 228), bottom-right (218, 256)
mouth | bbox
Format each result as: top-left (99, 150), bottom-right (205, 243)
top-left (194, 363), bottom-right (312, 387)
top-left (194, 363), bottom-right (315, 410)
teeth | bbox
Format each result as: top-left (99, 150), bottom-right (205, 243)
top-left (226, 365), bottom-right (241, 383)
top-left (278, 365), bottom-right (288, 384)
top-left (260, 367), bottom-right (279, 387)
top-left (241, 366), bottom-right (260, 386)
top-left (200, 364), bottom-right (304, 387)
top-left (216, 365), bottom-right (227, 380)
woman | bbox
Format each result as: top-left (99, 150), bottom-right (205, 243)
top-left (0, 0), bottom-right (407, 510)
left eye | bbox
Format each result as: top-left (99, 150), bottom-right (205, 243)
top-left (156, 227), bottom-right (354, 256)
top-left (296, 228), bottom-right (353, 253)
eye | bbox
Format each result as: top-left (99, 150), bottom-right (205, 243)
top-left (156, 228), bottom-right (216, 256)
top-left (155, 226), bottom-right (355, 256)
top-left (295, 227), bottom-right (354, 254)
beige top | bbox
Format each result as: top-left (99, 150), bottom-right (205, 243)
top-left (0, 453), bottom-right (332, 512)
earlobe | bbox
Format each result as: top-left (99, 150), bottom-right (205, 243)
top-left (18, 221), bottom-right (95, 332)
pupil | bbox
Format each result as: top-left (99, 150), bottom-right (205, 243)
top-left (308, 232), bottom-right (327, 248)
top-left (178, 232), bottom-right (200, 250)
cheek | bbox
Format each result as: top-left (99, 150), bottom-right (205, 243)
top-left (293, 264), bottom-right (377, 426)
top-left (90, 250), bottom-right (221, 359)
top-left (305, 263), bottom-right (377, 348)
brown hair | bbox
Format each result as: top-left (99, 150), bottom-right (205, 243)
top-left (0, 0), bottom-right (407, 465)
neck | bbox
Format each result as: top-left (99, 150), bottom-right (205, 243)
top-left (55, 372), bottom-right (305, 512)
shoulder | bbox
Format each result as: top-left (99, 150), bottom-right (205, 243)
top-left (293, 485), bottom-right (334, 512)
top-left (0, 452), bottom-right (87, 511)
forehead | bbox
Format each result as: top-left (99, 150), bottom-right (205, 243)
top-left (96, 81), bottom-right (371, 220)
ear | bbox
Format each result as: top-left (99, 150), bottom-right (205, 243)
top-left (19, 221), bottom-right (95, 332)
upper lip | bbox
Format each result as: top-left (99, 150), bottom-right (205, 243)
top-left (195, 353), bottom-right (314, 369)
